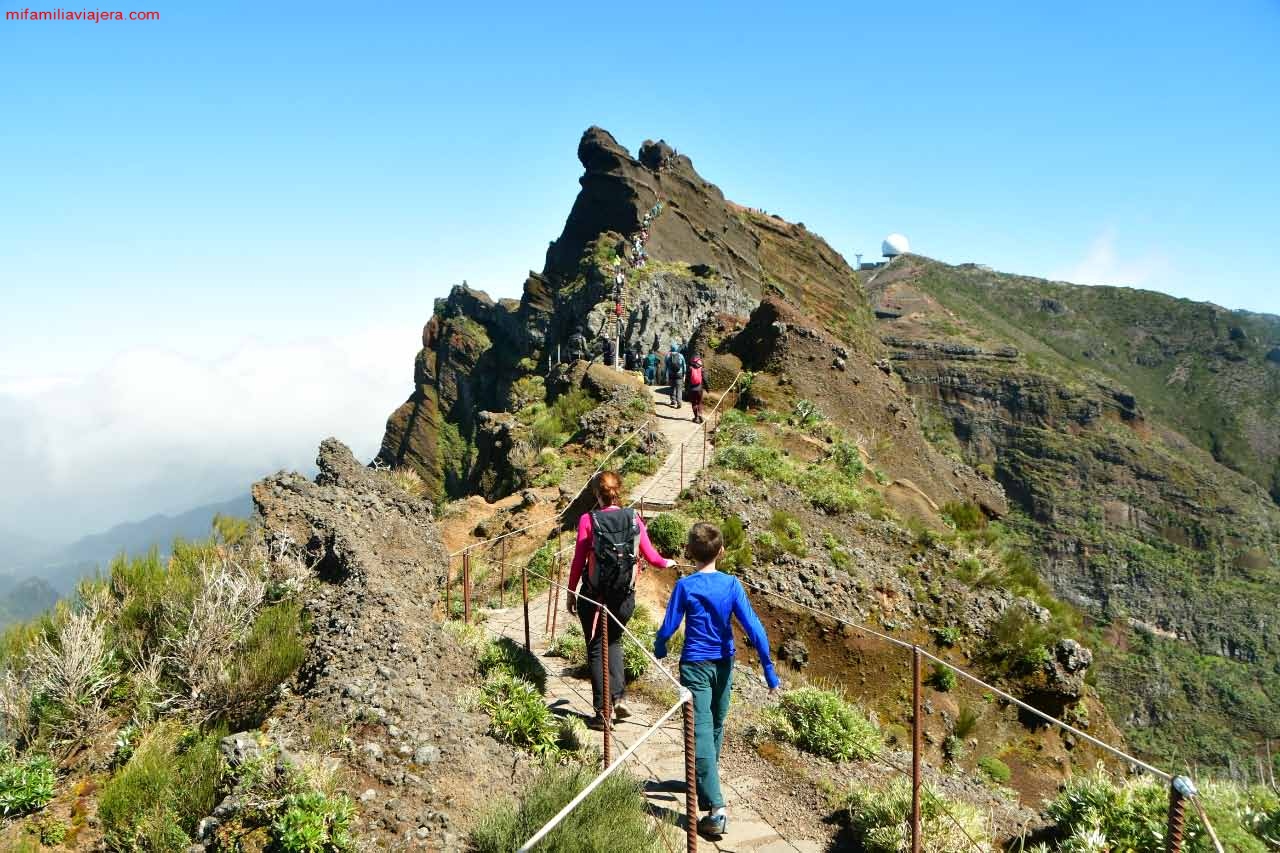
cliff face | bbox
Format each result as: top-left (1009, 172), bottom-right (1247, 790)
top-left (378, 127), bottom-right (872, 500)
top-left (868, 256), bottom-right (1280, 764)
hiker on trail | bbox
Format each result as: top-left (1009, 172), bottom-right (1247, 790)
top-left (567, 471), bottom-right (677, 730)
top-left (644, 348), bottom-right (661, 385)
top-left (666, 343), bottom-right (687, 408)
top-left (654, 522), bottom-right (780, 840)
top-left (687, 355), bottom-right (706, 423)
top-left (568, 330), bottom-right (587, 362)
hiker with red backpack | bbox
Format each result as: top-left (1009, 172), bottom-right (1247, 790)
top-left (567, 471), bottom-right (677, 729)
top-left (687, 355), bottom-right (706, 423)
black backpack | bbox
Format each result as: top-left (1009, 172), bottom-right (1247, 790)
top-left (588, 509), bottom-right (638, 605)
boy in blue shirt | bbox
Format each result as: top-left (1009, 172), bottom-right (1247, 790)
top-left (654, 522), bottom-right (780, 839)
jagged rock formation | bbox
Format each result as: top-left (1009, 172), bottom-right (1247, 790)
top-left (378, 127), bottom-right (874, 501)
top-left (252, 440), bottom-right (530, 848)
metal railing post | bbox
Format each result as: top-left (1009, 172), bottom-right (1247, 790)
top-left (911, 645), bottom-right (922, 853)
top-left (499, 539), bottom-right (507, 607)
top-left (601, 605), bottom-right (612, 766)
top-left (680, 444), bottom-right (685, 494)
top-left (463, 551), bottom-right (472, 624)
top-left (549, 532), bottom-right (562, 642)
top-left (521, 559), bottom-right (531, 653)
top-left (446, 553), bottom-right (453, 618)
top-left (702, 417), bottom-right (707, 468)
top-left (684, 696), bottom-right (699, 852)
top-left (1166, 777), bottom-right (1190, 853)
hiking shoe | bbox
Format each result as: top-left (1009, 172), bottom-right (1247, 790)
top-left (697, 814), bottom-right (727, 839)
top-left (585, 714), bottom-right (610, 731)
top-left (613, 701), bottom-right (632, 720)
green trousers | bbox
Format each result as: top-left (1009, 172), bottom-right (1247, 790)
top-left (680, 658), bottom-right (734, 811)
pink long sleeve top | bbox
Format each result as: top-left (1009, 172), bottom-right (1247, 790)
top-left (567, 505), bottom-right (673, 593)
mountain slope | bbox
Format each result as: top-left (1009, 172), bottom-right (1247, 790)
top-left (868, 255), bottom-right (1280, 764)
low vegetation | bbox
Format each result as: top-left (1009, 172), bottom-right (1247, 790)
top-left (532, 389), bottom-right (596, 450)
top-left (837, 778), bottom-right (992, 853)
top-left (763, 686), bottom-right (882, 761)
top-left (645, 513), bottom-right (689, 558)
top-left (1029, 766), bottom-right (1280, 852)
top-left (0, 520), bottom-right (312, 849)
top-left (472, 765), bottom-right (676, 853)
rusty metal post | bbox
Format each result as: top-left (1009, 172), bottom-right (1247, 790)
top-left (601, 604), bottom-right (612, 766)
top-left (911, 646), bottom-right (922, 853)
top-left (684, 696), bottom-right (699, 852)
top-left (464, 552), bottom-right (473, 624)
top-left (680, 444), bottom-right (685, 494)
top-left (549, 531), bottom-right (562, 642)
top-left (702, 417), bottom-right (707, 468)
top-left (1166, 777), bottom-right (1189, 853)
top-left (499, 538), bottom-right (507, 608)
top-left (639, 496), bottom-right (646, 523)
top-left (521, 560), bottom-right (531, 653)
top-left (445, 554), bottom-right (452, 618)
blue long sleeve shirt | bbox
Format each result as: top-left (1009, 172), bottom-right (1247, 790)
top-left (654, 570), bottom-right (780, 689)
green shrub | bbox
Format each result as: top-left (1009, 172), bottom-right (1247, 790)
top-left (714, 444), bottom-right (792, 482)
top-left (272, 791), bottom-right (356, 853)
top-left (619, 451), bottom-right (658, 477)
top-left (953, 705), bottom-right (980, 740)
top-left (942, 734), bottom-right (965, 763)
top-left (532, 390), bottom-right (595, 450)
top-left (931, 626), bottom-right (961, 647)
top-left (0, 753), bottom-right (56, 816)
top-left (547, 624), bottom-right (586, 666)
top-left (985, 606), bottom-right (1060, 677)
top-left (472, 766), bottom-right (675, 853)
top-left (30, 814), bottom-right (69, 845)
top-left (942, 501), bottom-right (986, 531)
top-left (839, 778), bottom-right (992, 853)
top-left (99, 723), bottom-right (225, 851)
top-left (223, 599), bottom-right (308, 730)
top-left (763, 687), bottom-right (882, 761)
top-left (792, 399), bottom-right (825, 428)
top-left (477, 673), bottom-right (559, 757)
top-left (928, 662), bottom-right (956, 692)
top-left (1037, 769), bottom-right (1280, 852)
top-left (646, 514), bottom-right (689, 558)
top-left (532, 449), bottom-right (568, 487)
top-left (478, 637), bottom-right (547, 694)
top-left (822, 532), bottom-right (851, 570)
top-left (977, 755), bottom-right (1011, 784)
top-left (798, 467), bottom-right (863, 514)
top-left (769, 511), bottom-right (807, 557)
top-left (718, 516), bottom-right (753, 573)
top-left (828, 442), bottom-right (865, 479)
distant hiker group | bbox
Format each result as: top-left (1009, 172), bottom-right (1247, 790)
top-left (567, 471), bottom-right (779, 841)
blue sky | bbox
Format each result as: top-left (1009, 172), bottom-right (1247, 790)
top-left (1, 0), bottom-right (1278, 541)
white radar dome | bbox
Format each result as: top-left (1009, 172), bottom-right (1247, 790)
top-left (882, 233), bottom-right (910, 257)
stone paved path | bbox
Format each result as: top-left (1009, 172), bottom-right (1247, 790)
top-left (478, 588), bottom-right (822, 852)
top-left (631, 384), bottom-right (716, 509)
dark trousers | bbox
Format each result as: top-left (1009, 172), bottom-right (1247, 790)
top-left (576, 592), bottom-right (635, 715)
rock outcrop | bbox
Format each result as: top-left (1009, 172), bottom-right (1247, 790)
top-left (378, 127), bottom-right (873, 503)
top-left (252, 440), bottom-right (531, 848)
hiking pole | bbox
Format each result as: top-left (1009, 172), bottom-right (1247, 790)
top-left (601, 605), bottom-right (612, 766)
top-left (911, 646), bottom-right (923, 853)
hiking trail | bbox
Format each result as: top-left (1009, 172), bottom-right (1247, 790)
top-left (630, 383), bottom-right (716, 509)
top-left (479, 588), bottom-right (822, 852)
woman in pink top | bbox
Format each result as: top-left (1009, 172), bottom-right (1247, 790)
top-left (567, 471), bottom-right (675, 728)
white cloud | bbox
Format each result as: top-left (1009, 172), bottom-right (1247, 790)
top-left (1056, 229), bottom-right (1172, 289)
top-left (0, 323), bottom-right (422, 542)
